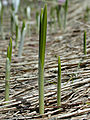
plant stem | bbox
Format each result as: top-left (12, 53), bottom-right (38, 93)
top-left (5, 58), bottom-right (10, 101)
top-left (84, 31), bottom-right (87, 55)
top-left (56, 5), bottom-right (61, 28)
top-left (38, 4), bottom-right (47, 114)
top-left (18, 21), bottom-right (26, 57)
top-left (11, 12), bottom-right (15, 34)
top-left (7, 38), bottom-right (12, 63)
top-left (15, 24), bottom-right (19, 48)
top-left (64, 0), bottom-right (68, 29)
top-left (5, 38), bottom-right (12, 101)
top-left (57, 56), bottom-right (61, 106)
top-left (0, 2), bottom-right (4, 39)
top-left (36, 11), bottom-right (40, 32)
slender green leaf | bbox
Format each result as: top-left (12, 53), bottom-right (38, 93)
top-left (9, 38), bottom-right (12, 63)
top-left (21, 20), bottom-right (25, 35)
top-left (42, 4), bottom-right (47, 67)
top-left (5, 38), bottom-right (12, 102)
top-left (38, 4), bottom-right (47, 114)
top-left (84, 31), bottom-right (87, 55)
top-left (39, 8), bottom-right (43, 65)
top-left (7, 38), bottom-right (12, 63)
top-left (15, 24), bottom-right (19, 48)
top-left (18, 21), bottom-right (26, 57)
top-left (64, 0), bottom-right (68, 29)
top-left (57, 56), bottom-right (61, 106)
top-left (5, 58), bottom-right (10, 101)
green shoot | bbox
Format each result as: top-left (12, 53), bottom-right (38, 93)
top-left (18, 21), bottom-right (26, 57)
top-left (11, 1), bottom-right (20, 35)
top-left (56, 0), bottom-right (68, 30)
top-left (64, 0), bottom-right (68, 29)
top-left (15, 24), bottom-right (19, 49)
top-left (84, 6), bottom-right (90, 21)
top-left (7, 38), bottom-right (12, 63)
top-left (12, 0), bottom-right (20, 13)
top-left (24, 7), bottom-right (31, 37)
top-left (15, 15), bottom-right (19, 49)
top-left (57, 56), bottom-right (61, 106)
top-left (50, 7), bottom-right (56, 32)
top-left (56, 6), bottom-right (61, 28)
top-left (0, 1), bottom-right (3, 26)
top-left (83, 31), bottom-right (87, 55)
top-left (11, 1), bottom-right (15, 34)
top-left (0, 1), bottom-right (4, 39)
top-left (5, 58), bottom-right (10, 101)
top-left (36, 11), bottom-right (40, 31)
top-left (38, 4), bottom-right (47, 114)
top-left (11, 12), bottom-right (15, 34)
top-left (5, 38), bottom-right (12, 101)
top-left (26, 6), bottom-right (31, 20)
top-left (21, 20), bottom-right (25, 35)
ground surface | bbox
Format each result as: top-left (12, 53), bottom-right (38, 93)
top-left (0, 0), bottom-right (90, 119)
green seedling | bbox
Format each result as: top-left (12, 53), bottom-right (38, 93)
top-left (50, 6), bottom-right (56, 32)
top-left (83, 31), bottom-right (87, 55)
top-left (15, 15), bottom-right (20, 49)
top-left (5, 58), bottom-right (10, 101)
top-left (18, 21), bottom-right (26, 57)
top-left (38, 4), bottom-right (47, 114)
top-left (56, 5), bottom-right (61, 29)
top-left (11, 0), bottom-right (20, 34)
top-left (11, 1), bottom-right (15, 34)
top-left (36, 11), bottom-right (40, 31)
top-left (26, 6), bottom-right (31, 20)
top-left (50, 7), bottom-right (55, 20)
top-left (12, 0), bottom-right (20, 13)
top-left (57, 56), bottom-right (61, 106)
top-left (64, 0), bottom-right (68, 29)
top-left (15, 24), bottom-right (19, 48)
top-left (5, 38), bottom-right (12, 101)
top-left (84, 6), bottom-right (90, 21)
top-left (0, 1), bottom-right (3, 27)
top-left (11, 11), bottom-right (15, 34)
top-left (0, 1), bottom-right (4, 39)
top-left (7, 38), bottom-right (12, 63)
top-left (25, 7), bottom-right (31, 37)
top-left (25, 6), bottom-right (31, 20)
top-left (56, 0), bottom-right (68, 30)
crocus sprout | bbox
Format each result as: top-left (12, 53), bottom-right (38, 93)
top-left (26, 6), bottom-right (31, 20)
top-left (83, 31), bottom-right (87, 55)
top-left (15, 15), bottom-right (20, 49)
top-left (0, 1), bottom-right (4, 39)
top-left (18, 21), bottom-right (26, 57)
top-left (12, 0), bottom-right (20, 13)
top-left (36, 11), bottom-right (40, 32)
top-left (56, 0), bottom-right (68, 29)
top-left (57, 56), bottom-right (61, 106)
top-left (38, 4), bottom-right (47, 114)
top-left (5, 38), bottom-right (12, 102)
